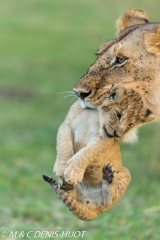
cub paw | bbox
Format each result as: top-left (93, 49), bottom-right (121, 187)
top-left (59, 179), bottom-right (74, 191)
top-left (53, 161), bottom-right (67, 179)
top-left (64, 162), bottom-right (84, 185)
top-left (103, 163), bottom-right (115, 183)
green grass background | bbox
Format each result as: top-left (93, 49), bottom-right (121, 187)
top-left (0, 0), bottom-right (160, 239)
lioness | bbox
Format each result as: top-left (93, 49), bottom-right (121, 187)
top-left (43, 85), bottom-right (154, 221)
top-left (74, 8), bottom-right (160, 128)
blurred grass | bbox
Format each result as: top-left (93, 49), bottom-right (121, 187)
top-left (0, 0), bottom-right (160, 240)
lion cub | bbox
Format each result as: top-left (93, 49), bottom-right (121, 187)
top-left (43, 85), bottom-right (154, 221)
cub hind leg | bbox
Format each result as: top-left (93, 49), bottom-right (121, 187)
top-left (101, 163), bottom-right (114, 206)
top-left (42, 175), bottom-right (99, 221)
top-left (103, 163), bottom-right (115, 183)
top-left (101, 163), bottom-right (131, 209)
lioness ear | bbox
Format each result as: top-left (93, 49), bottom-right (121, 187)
top-left (144, 27), bottom-right (160, 58)
top-left (116, 8), bottom-right (149, 33)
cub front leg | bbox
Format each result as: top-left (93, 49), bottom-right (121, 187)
top-left (53, 121), bottom-right (74, 179)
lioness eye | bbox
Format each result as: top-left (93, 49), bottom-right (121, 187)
top-left (116, 111), bottom-right (121, 120)
top-left (115, 56), bottom-right (126, 65)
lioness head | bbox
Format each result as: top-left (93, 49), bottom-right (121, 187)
top-left (98, 84), bottom-right (155, 143)
top-left (74, 8), bottom-right (160, 120)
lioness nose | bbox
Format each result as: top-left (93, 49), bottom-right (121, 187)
top-left (74, 90), bottom-right (91, 100)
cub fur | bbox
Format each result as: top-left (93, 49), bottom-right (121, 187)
top-left (43, 85), bottom-right (154, 221)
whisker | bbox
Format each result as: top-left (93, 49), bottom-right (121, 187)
top-left (94, 31), bottom-right (107, 44)
top-left (64, 94), bottom-right (77, 99)
top-left (58, 91), bottom-right (75, 95)
top-left (57, 90), bottom-right (78, 105)
top-left (64, 97), bottom-right (78, 107)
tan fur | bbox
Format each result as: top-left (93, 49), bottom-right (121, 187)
top-left (43, 85), bottom-right (154, 221)
top-left (144, 27), bottom-right (160, 58)
top-left (117, 8), bottom-right (149, 33)
top-left (98, 85), bottom-right (154, 142)
top-left (74, 8), bottom-right (160, 123)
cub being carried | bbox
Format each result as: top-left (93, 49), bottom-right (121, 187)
top-left (43, 85), bottom-right (154, 221)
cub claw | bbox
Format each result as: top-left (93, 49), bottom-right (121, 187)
top-left (60, 179), bottom-right (74, 191)
top-left (103, 163), bottom-right (115, 183)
